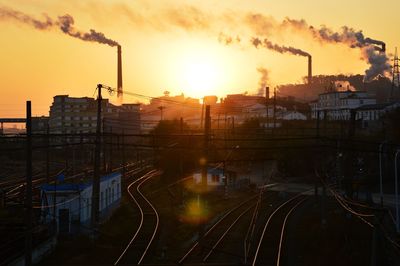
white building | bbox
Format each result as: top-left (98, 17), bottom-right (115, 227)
top-left (355, 102), bottom-right (400, 129)
top-left (41, 172), bottom-right (122, 234)
top-left (310, 90), bottom-right (376, 120)
top-left (193, 168), bottom-right (227, 186)
top-left (277, 110), bottom-right (307, 120)
top-left (242, 103), bottom-right (286, 119)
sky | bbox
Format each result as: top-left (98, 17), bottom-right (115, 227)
top-left (0, 0), bottom-right (399, 117)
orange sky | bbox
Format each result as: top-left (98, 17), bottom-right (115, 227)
top-left (0, 0), bottom-right (399, 117)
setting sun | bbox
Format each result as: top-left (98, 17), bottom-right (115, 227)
top-left (179, 50), bottom-right (223, 98)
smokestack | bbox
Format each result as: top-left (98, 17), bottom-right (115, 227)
top-left (308, 55), bottom-right (312, 86)
top-left (117, 45), bottom-right (123, 98)
top-left (265, 86), bottom-right (270, 100)
top-left (382, 43), bottom-right (386, 53)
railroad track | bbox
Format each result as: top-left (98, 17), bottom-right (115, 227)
top-left (114, 169), bottom-right (160, 265)
top-left (178, 194), bottom-right (259, 265)
top-left (2, 160), bottom-right (149, 204)
top-left (251, 193), bottom-right (308, 266)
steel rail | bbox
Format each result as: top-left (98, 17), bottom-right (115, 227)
top-left (114, 169), bottom-right (159, 265)
top-left (178, 194), bottom-right (258, 264)
top-left (276, 197), bottom-right (307, 266)
top-left (251, 192), bottom-right (308, 266)
top-left (202, 203), bottom-right (256, 262)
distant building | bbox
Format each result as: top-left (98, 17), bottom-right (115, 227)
top-left (355, 102), bottom-right (400, 129)
top-left (193, 167), bottom-right (226, 186)
top-left (223, 94), bottom-right (265, 108)
top-left (277, 110), bottom-right (307, 120)
top-left (49, 95), bottom-right (140, 134)
top-left (104, 103), bottom-right (141, 135)
top-left (310, 90), bottom-right (376, 120)
top-left (141, 93), bottom-right (202, 131)
top-left (242, 103), bottom-right (286, 119)
top-left (41, 172), bottom-right (121, 234)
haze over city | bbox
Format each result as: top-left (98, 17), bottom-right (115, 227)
top-left (1, 0), bottom-right (399, 116)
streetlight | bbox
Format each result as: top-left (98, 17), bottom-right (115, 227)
top-left (379, 141), bottom-right (387, 207)
top-left (395, 149), bottom-right (400, 233)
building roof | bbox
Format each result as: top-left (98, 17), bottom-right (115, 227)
top-left (41, 172), bottom-right (121, 192)
top-left (356, 102), bottom-right (400, 111)
top-left (319, 90), bottom-right (367, 96)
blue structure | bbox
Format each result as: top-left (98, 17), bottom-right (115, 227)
top-left (41, 172), bottom-right (122, 234)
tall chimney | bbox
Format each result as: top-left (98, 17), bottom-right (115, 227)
top-left (117, 45), bottom-right (123, 98)
top-left (265, 86), bottom-right (270, 100)
top-left (308, 55), bottom-right (312, 86)
top-left (382, 43), bottom-right (386, 53)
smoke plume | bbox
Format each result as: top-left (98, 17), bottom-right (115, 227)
top-left (57, 14), bottom-right (118, 46)
top-left (218, 32), bottom-right (241, 45)
top-left (251, 37), bottom-right (310, 57)
top-left (362, 46), bottom-right (391, 82)
top-left (246, 14), bottom-right (389, 81)
top-left (257, 67), bottom-right (269, 96)
top-left (0, 6), bottom-right (119, 47)
top-left (0, 5), bottom-right (53, 29)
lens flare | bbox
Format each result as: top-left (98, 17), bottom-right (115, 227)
top-left (179, 196), bottom-right (210, 224)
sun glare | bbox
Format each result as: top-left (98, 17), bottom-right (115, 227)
top-left (179, 52), bottom-right (222, 98)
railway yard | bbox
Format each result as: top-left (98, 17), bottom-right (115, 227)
top-left (32, 167), bottom-right (398, 266)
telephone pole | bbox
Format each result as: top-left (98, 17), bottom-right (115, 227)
top-left (390, 47), bottom-right (400, 101)
top-left (265, 87), bottom-right (269, 129)
top-left (158, 106), bottom-right (165, 121)
top-left (25, 101), bottom-right (32, 266)
top-left (46, 124), bottom-right (50, 183)
top-left (91, 85), bottom-right (102, 229)
top-left (202, 105), bottom-right (211, 187)
top-left (273, 87), bottom-right (277, 131)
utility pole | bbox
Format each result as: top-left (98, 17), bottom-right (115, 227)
top-left (265, 87), bottom-right (269, 130)
top-left (273, 87), bottom-right (277, 132)
top-left (202, 105), bottom-right (211, 187)
top-left (390, 47), bottom-right (400, 101)
top-left (25, 101), bottom-right (32, 266)
top-left (231, 116), bottom-right (235, 135)
top-left (200, 101), bottom-right (205, 129)
top-left (323, 110), bottom-right (327, 136)
top-left (91, 84), bottom-right (102, 229)
top-left (122, 129), bottom-right (126, 178)
top-left (109, 127), bottom-right (113, 172)
top-left (316, 111), bottom-right (320, 138)
top-left (180, 117), bottom-right (183, 133)
top-left (349, 109), bottom-right (356, 139)
top-left (102, 118), bottom-right (107, 172)
top-left (158, 106), bottom-right (165, 121)
top-left (46, 124), bottom-right (50, 183)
